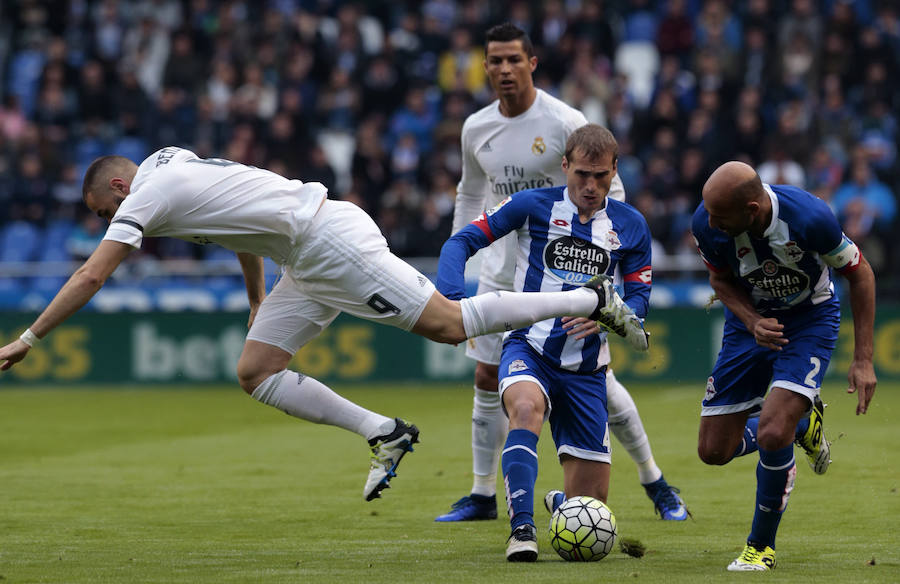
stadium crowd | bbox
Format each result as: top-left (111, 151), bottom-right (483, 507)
top-left (0, 0), bottom-right (897, 291)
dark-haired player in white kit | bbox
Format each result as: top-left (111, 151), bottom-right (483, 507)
top-left (0, 148), bottom-right (639, 503)
top-left (436, 22), bottom-right (688, 523)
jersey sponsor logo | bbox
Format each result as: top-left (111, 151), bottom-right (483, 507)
top-left (784, 241), bottom-right (804, 262)
top-left (744, 260), bottom-right (810, 300)
top-left (737, 246), bottom-right (752, 258)
top-left (544, 236), bottom-right (610, 284)
top-left (490, 176), bottom-right (555, 196)
top-left (531, 137), bottom-right (546, 155)
top-left (479, 140), bottom-right (492, 152)
top-left (508, 359), bottom-right (528, 374)
top-left (552, 219), bottom-right (569, 227)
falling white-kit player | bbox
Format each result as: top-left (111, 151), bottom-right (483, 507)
top-left (0, 147), bottom-right (638, 503)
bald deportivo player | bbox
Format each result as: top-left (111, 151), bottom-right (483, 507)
top-left (692, 161), bottom-right (876, 570)
top-left (0, 148), bottom-right (637, 503)
top-left (436, 22), bottom-right (687, 523)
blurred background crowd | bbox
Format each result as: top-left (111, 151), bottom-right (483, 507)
top-left (0, 0), bottom-right (897, 298)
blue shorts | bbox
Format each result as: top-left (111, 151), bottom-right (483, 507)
top-left (702, 304), bottom-right (840, 416)
top-left (498, 337), bottom-right (610, 463)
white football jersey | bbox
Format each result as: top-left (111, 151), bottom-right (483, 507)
top-left (103, 147), bottom-right (328, 265)
top-left (453, 89), bottom-right (625, 289)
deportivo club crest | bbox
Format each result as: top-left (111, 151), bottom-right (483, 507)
top-left (531, 137), bottom-right (546, 155)
top-left (784, 241), bottom-right (804, 262)
top-left (607, 230), bottom-right (621, 250)
top-left (705, 376), bottom-right (716, 401)
top-left (508, 359), bottom-right (528, 374)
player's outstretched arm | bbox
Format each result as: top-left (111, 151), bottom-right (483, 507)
top-left (237, 252), bottom-right (265, 329)
top-left (842, 254), bottom-right (877, 415)
top-left (0, 240), bottom-right (133, 371)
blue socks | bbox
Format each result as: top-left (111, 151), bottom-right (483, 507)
top-left (732, 416), bottom-right (760, 458)
top-left (795, 416), bottom-right (810, 440)
top-left (749, 444), bottom-right (796, 549)
top-left (732, 414), bottom-right (809, 460)
top-left (501, 428), bottom-right (539, 529)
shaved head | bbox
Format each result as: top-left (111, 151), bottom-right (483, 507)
top-left (82, 155), bottom-right (139, 222)
top-left (702, 161), bottom-right (763, 207)
top-left (702, 161), bottom-right (770, 237)
top-left (82, 155), bottom-right (138, 202)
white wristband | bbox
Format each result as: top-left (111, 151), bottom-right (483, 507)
top-left (19, 328), bottom-right (39, 347)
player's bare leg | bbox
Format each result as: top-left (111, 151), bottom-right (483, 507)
top-left (561, 456), bottom-right (610, 503)
top-left (697, 410), bottom-right (752, 465)
top-left (236, 340), bottom-right (417, 501)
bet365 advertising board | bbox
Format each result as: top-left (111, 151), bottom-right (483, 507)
top-left (2, 309), bottom-right (898, 385)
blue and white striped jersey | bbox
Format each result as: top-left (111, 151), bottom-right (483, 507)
top-left (438, 186), bottom-right (652, 373)
top-left (692, 183), bottom-right (862, 327)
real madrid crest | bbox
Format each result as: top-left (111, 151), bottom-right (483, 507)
top-left (531, 136), bottom-right (546, 155)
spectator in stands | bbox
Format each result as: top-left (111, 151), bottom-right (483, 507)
top-left (805, 144), bottom-right (845, 203)
top-left (351, 117), bottom-right (392, 213)
top-left (66, 213), bottom-right (105, 261)
top-left (387, 84), bottom-right (439, 154)
top-left (656, 0), bottom-right (694, 65)
top-left (0, 0), bottom-right (896, 294)
top-left (832, 158), bottom-right (897, 236)
top-left (758, 144), bottom-right (807, 188)
top-left (437, 27), bottom-right (485, 93)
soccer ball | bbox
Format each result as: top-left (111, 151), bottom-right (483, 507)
top-left (549, 496), bottom-right (617, 561)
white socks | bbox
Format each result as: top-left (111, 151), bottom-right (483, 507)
top-left (470, 387), bottom-right (508, 497)
top-left (459, 288), bottom-right (597, 338)
top-left (606, 369), bottom-right (662, 485)
top-left (251, 370), bottom-right (393, 440)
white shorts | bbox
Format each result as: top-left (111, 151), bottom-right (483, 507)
top-left (246, 200), bottom-right (436, 355)
top-left (464, 280), bottom-right (512, 366)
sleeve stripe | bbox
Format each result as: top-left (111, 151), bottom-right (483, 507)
top-left (623, 266), bottom-right (652, 285)
top-left (111, 218), bottom-right (144, 232)
top-left (472, 215), bottom-right (495, 243)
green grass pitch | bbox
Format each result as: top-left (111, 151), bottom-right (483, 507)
top-left (1, 381), bottom-right (897, 583)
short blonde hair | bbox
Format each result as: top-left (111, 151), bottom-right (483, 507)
top-left (564, 124), bottom-right (618, 164)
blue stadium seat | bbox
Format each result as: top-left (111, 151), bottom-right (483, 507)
top-left (30, 275), bottom-right (68, 292)
top-left (0, 221), bottom-right (40, 262)
top-left (43, 219), bottom-right (76, 251)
